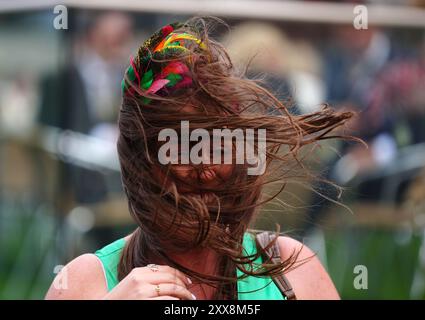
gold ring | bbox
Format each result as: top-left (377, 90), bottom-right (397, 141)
top-left (155, 284), bottom-right (160, 296)
top-left (147, 263), bottom-right (159, 272)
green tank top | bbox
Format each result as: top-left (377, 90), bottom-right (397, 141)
top-left (94, 232), bottom-right (285, 300)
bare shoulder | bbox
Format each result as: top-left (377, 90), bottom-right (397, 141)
top-left (277, 236), bottom-right (340, 300)
top-left (44, 253), bottom-right (108, 300)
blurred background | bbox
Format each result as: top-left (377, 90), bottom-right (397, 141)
top-left (1, 0), bottom-right (425, 299)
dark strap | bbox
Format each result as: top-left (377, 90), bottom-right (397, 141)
top-left (255, 231), bottom-right (297, 300)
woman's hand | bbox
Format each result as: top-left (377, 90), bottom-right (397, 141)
top-left (102, 265), bottom-right (196, 300)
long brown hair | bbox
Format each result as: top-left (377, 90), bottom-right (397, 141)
top-left (117, 16), bottom-right (356, 299)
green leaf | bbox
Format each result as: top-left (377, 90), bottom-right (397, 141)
top-left (127, 66), bottom-right (136, 82)
top-left (141, 69), bottom-right (154, 90)
top-left (165, 73), bottom-right (182, 87)
top-left (121, 79), bottom-right (127, 93)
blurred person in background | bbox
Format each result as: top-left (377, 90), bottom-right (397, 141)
top-left (301, 24), bottom-right (395, 236)
top-left (45, 17), bottom-right (355, 300)
top-left (223, 21), bottom-right (325, 115)
top-left (366, 35), bottom-right (425, 147)
top-left (356, 33), bottom-right (425, 206)
top-left (38, 12), bottom-right (134, 204)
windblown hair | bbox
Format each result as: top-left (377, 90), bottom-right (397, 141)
top-left (117, 16), bottom-right (355, 299)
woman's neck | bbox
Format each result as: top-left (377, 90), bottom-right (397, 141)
top-left (170, 247), bottom-right (220, 274)
top-left (165, 248), bottom-right (223, 300)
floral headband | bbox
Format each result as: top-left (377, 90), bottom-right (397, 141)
top-left (121, 22), bottom-right (207, 105)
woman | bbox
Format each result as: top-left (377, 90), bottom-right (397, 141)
top-left (45, 17), bottom-right (353, 300)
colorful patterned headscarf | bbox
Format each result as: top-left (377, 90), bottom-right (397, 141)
top-left (121, 22), bottom-right (207, 105)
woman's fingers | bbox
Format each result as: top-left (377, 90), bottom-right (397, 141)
top-left (148, 296), bottom-right (180, 300)
top-left (144, 272), bottom-right (188, 288)
top-left (135, 265), bottom-right (192, 287)
top-left (155, 265), bottom-right (193, 287)
top-left (127, 265), bottom-right (195, 300)
top-left (150, 283), bottom-right (196, 300)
